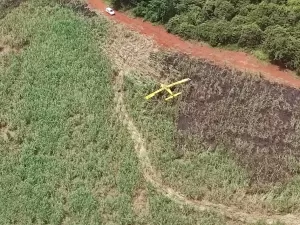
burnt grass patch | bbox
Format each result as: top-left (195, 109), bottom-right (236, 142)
top-left (155, 52), bottom-right (300, 186)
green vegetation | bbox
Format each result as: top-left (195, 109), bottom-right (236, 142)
top-left (0, 1), bottom-right (233, 224)
top-left (0, 2), bottom-right (139, 224)
top-left (1, 0), bottom-right (299, 223)
top-left (112, 0), bottom-right (300, 73)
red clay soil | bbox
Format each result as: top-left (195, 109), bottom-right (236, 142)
top-left (87, 0), bottom-right (300, 89)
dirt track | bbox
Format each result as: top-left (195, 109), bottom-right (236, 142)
top-left (87, 0), bottom-right (300, 89)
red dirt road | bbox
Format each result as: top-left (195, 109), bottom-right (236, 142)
top-left (87, 0), bottom-right (300, 89)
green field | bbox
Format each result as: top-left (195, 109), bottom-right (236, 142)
top-left (1, 0), bottom-right (299, 224)
top-left (0, 2), bottom-right (138, 224)
top-left (0, 1), bottom-right (233, 224)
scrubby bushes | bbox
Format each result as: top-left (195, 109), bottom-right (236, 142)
top-left (114, 0), bottom-right (300, 73)
top-left (238, 23), bottom-right (263, 47)
top-left (133, 0), bottom-right (176, 23)
top-left (212, 1), bottom-right (236, 20)
top-left (208, 20), bottom-right (241, 46)
top-left (263, 25), bottom-right (300, 69)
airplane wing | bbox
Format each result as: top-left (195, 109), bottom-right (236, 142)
top-left (145, 78), bottom-right (191, 100)
top-left (165, 92), bottom-right (181, 101)
top-left (145, 87), bottom-right (165, 99)
top-left (166, 78), bottom-right (191, 88)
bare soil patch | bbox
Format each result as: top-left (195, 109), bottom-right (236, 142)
top-left (0, 36), bottom-right (30, 56)
top-left (0, 122), bottom-right (9, 141)
top-left (155, 52), bottom-right (300, 185)
top-left (0, 122), bottom-right (13, 141)
top-left (0, 44), bottom-right (13, 56)
top-left (133, 189), bottom-right (148, 216)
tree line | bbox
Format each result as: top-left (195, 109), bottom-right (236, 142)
top-left (112, 0), bottom-right (300, 73)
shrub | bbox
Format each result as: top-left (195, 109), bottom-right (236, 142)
top-left (141, 0), bottom-right (177, 23)
top-left (202, 0), bottom-right (217, 19)
top-left (238, 3), bottom-right (257, 16)
top-left (208, 20), bottom-right (240, 46)
top-left (231, 15), bottom-right (250, 25)
top-left (263, 25), bottom-right (300, 69)
top-left (132, 1), bottom-right (148, 17)
top-left (178, 22), bottom-right (197, 39)
top-left (238, 23), bottom-right (263, 47)
top-left (287, 6), bottom-right (300, 26)
top-left (112, 0), bottom-right (140, 9)
top-left (289, 23), bottom-right (300, 39)
top-left (166, 15), bottom-right (197, 39)
top-left (265, 0), bottom-right (287, 4)
top-left (166, 14), bottom-right (182, 33)
top-left (195, 20), bottom-right (216, 41)
top-left (247, 2), bottom-right (289, 27)
top-left (228, 0), bottom-right (252, 7)
top-left (256, 16), bottom-right (274, 30)
top-left (214, 0), bottom-right (236, 20)
top-left (288, 0), bottom-right (300, 6)
top-left (185, 5), bottom-right (206, 25)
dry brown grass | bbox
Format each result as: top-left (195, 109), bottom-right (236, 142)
top-left (154, 52), bottom-right (300, 186)
top-left (0, 36), bottom-right (28, 56)
top-left (133, 188), bottom-right (149, 216)
top-left (101, 20), bottom-right (160, 77)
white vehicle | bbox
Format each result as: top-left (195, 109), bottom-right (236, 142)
top-left (105, 7), bottom-right (115, 15)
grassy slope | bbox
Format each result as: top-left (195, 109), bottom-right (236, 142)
top-left (123, 72), bottom-right (300, 214)
top-left (0, 2), bottom-right (231, 224)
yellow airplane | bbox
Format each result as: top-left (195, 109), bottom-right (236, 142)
top-left (145, 78), bottom-right (191, 101)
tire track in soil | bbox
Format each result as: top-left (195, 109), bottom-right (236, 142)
top-left (113, 70), bottom-right (300, 225)
top-left (87, 0), bottom-right (300, 89)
